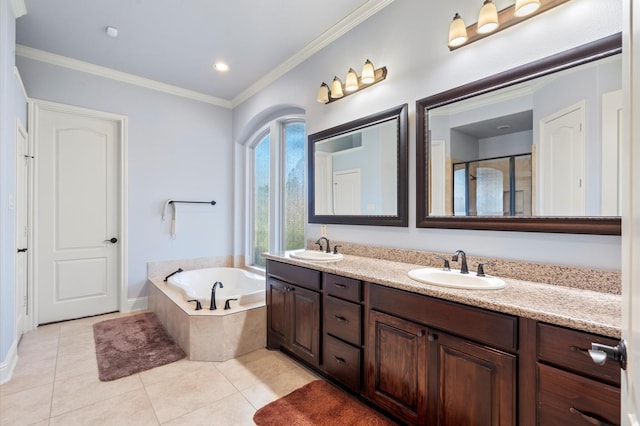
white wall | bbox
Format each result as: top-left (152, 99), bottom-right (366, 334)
top-left (1, 0), bottom-right (28, 378)
top-left (16, 57), bottom-right (234, 301)
top-left (232, 0), bottom-right (623, 270)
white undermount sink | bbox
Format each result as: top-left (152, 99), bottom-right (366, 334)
top-left (289, 250), bottom-right (343, 262)
top-left (408, 268), bottom-right (506, 290)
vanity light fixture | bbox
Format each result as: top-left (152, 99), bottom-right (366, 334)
top-left (317, 60), bottom-right (387, 104)
top-left (448, 0), bottom-right (570, 51)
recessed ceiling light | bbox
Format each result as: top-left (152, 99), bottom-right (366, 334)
top-left (213, 62), bottom-right (229, 72)
top-left (106, 26), bottom-right (119, 38)
top-left (496, 124), bottom-right (511, 131)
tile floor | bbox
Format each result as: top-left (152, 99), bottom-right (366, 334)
top-left (0, 311), bottom-right (320, 425)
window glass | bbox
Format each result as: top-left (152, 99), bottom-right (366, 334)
top-left (253, 134), bottom-right (270, 266)
top-left (284, 122), bottom-right (305, 251)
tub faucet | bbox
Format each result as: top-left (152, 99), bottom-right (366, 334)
top-left (210, 281), bottom-right (224, 310)
top-left (452, 250), bottom-right (469, 274)
top-left (164, 268), bottom-right (183, 282)
top-left (316, 237), bottom-right (331, 253)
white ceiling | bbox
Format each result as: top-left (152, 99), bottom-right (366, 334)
top-left (15, 0), bottom-right (394, 106)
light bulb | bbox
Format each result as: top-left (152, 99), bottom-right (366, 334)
top-left (361, 60), bottom-right (375, 84)
top-left (345, 68), bottom-right (359, 92)
top-left (316, 83), bottom-right (329, 104)
top-left (515, 0), bottom-right (541, 17)
top-left (330, 77), bottom-right (344, 99)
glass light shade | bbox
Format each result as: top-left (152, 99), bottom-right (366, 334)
top-left (345, 68), bottom-right (359, 92)
top-left (477, 0), bottom-right (499, 34)
top-left (330, 77), bottom-right (344, 99)
top-left (316, 83), bottom-right (329, 104)
top-left (361, 60), bottom-right (375, 84)
top-left (514, 0), bottom-right (541, 17)
top-left (448, 13), bottom-right (468, 48)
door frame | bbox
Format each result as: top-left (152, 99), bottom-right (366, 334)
top-left (28, 99), bottom-right (128, 328)
top-left (14, 118), bottom-right (30, 336)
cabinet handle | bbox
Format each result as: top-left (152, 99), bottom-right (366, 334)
top-left (569, 407), bottom-right (617, 426)
top-left (334, 315), bottom-right (348, 323)
top-left (569, 345), bottom-right (590, 357)
top-left (333, 355), bottom-right (346, 365)
top-left (334, 283), bottom-right (347, 289)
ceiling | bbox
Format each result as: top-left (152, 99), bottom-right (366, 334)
top-left (15, 0), bottom-right (394, 106)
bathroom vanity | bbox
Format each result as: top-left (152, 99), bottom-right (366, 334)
top-left (264, 253), bottom-right (621, 426)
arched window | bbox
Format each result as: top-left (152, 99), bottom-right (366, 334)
top-left (248, 118), bottom-right (305, 267)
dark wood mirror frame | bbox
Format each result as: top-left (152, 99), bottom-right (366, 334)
top-left (416, 33), bottom-right (622, 235)
top-left (308, 103), bottom-right (408, 226)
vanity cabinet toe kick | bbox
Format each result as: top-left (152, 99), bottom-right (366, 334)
top-left (265, 259), bottom-right (621, 426)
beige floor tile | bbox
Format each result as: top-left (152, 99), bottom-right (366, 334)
top-left (0, 353), bottom-right (56, 397)
top-left (56, 330), bottom-right (96, 358)
top-left (55, 350), bottom-right (99, 381)
top-left (214, 348), bottom-right (272, 373)
top-left (139, 359), bottom-right (215, 388)
top-left (240, 367), bottom-right (318, 409)
top-left (0, 382), bottom-right (52, 426)
top-left (51, 370), bottom-right (143, 417)
top-left (144, 365), bottom-right (238, 423)
top-left (163, 392), bottom-right (256, 426)
top-left (49, 388), bottom-right (159, 426)
top-left (216, 351), bottom-right (306, 391)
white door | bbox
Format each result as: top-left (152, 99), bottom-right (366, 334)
top-left (601, 89), bottom-right (623, 216)
top-left (622, 1), bottom-right (640, 422)
top-left (15, 120), bottom-right (29, 335)
top-left (34, 102), bottom-right (121, 324)
top-left (430, 139), bottom-right (446, 216)
top-left (333, 169), bottom-right (361, 215)
top-left (539, 102), bottom-right (585, 216)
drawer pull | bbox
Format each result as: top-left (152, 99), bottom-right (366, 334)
top-left (334, 283), bottom-right (347, 289)
top-left (334, 315), bottom-right (348, 323)
top-left (569, 407), bottom-right (617, 426)
top-left (570, 345), bottom-right (591, 357)
top-left (333, 355), bottom-right (346, 365)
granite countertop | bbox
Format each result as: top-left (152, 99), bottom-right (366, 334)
top-left (263, 252), bottom-right (622, 338)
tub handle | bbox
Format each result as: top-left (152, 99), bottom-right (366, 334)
top-left (224, 298), bottom-right (238, 310)
top-left (187, 299), bottom-right (202, 310)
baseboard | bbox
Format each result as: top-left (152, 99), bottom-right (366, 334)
top-left (124, 296), bottom-right (148, 312)
top-left (0, 340), bottom-right (19, 385)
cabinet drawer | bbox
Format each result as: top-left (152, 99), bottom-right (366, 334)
top-left (267, 260), bottom-right (321, 291)
top-left (324, 273), bottom-right (361, 302)
top-left (324, 296), bottom-right (362, 346)
top-left (370, 284), bottom-right (517, 351)
top-left (323, 334), bottom-right (361, 391)
top-left (538, 363), bottom-right (620, 426)
top-left (538, 323), bottom-right (620, 385)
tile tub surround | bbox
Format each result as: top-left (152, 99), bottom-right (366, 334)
top-left (147, 277), bottom-right (266, 362)
top-left (147, 255), bottom-right (248, 281)
top-left (267, 250), bottom-right (621, 338)
top-left (307, 240), bottom-right (621, 294)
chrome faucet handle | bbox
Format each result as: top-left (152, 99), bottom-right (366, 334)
top-left (435, 256), bottom-right (451, 271)
top-left (333, 245), bottom-right (342, 255)
top-left (476, 262), bottom-right (494, 277)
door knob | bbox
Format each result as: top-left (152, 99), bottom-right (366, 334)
top-left (105, 237), bottom-right (118, 244)
top-left (589, 340), bottom-right (627, 370)
top-left (17, 248), bottom-right (27, 253)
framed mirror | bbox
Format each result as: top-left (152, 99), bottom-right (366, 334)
top-left (416, 34), bottom-right (622, 235)
top-left (308, 103), bottom-right (408, 226)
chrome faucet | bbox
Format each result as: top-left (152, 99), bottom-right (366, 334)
top-left (210, 281), bottom-right (224, 310)
top-left (316, 237), bottom-right (331, 253)
top-left (452, 250), bottom-right (469, 274)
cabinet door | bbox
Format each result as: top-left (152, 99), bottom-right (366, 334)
top-left (266, 279), bottom-right (288, 349)
top-left (432, 332), bottom-right (516, 426)
top-left (366, 310), bottom-right (428, 425)
top-left (289, 285), bottom-right (321, 367)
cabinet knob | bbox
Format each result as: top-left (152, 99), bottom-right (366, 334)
top-left (427, 333), bottom-right (436, 341)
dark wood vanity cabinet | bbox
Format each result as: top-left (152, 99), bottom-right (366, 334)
top-left (265, 259), bottom-right (621, 426)
top-left (366, 283), bottom-right (517, 425)
top-left (536, 323), bottom-right (621, 426)
top-left (266, 261), bottom-right (321, 367)
top-left (322, 273), bottom-right (363, 391)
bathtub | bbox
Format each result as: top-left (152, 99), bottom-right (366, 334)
top-left (167, 267), bottom-right (265, 308)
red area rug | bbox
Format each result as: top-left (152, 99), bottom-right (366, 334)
top-left (253, 380), bottom-right (398, 425)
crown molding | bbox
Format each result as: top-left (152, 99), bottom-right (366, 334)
top-left (16, 45), bottom-right (233, 108)
top-left (230, 0), bottom-right (395, 107)
top-left (10, 0), bottom-right (27, 18)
